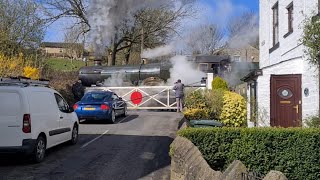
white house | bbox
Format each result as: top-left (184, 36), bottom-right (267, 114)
top-left (246, 0), bottom-right (320, 127)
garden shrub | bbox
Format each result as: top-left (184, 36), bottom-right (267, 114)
top-left (0, 53), bottom-right (40, 79)
top-left (205, 89), bottom-right (224, 119)
top-left (211, 76), bottom-right (228, 90)
top-left (23, 66), bottom-right (40, 79)
top-left (183, 108), bottom-right (210, 120)
top-left (178, 128), bottom-right (320, 180)
top-left (48, 70), bottom-right (78, 105)
top-left (220, 91), bottom-right (247, 127)
top-left (184, 90), bottom-right (207, 109)
top-left (184, 89), bottom-right (224, 120)
top-left (305, 115), bottom-right (320, 128)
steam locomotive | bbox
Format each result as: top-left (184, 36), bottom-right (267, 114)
top-left (79, 60), bottom-right (173, 87)
top-left (78, 55), bottom-right (239, 87)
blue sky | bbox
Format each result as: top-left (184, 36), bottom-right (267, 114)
top-left (201, 0), bottom-right (258, 12)
top-left (44, 0), bottom-right (259, 42)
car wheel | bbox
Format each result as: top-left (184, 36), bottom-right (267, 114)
top-left (32, 136), bottom-right (46, 163)
top-left (70, 125), bottom-right (78, 145)
top-left (121, 106), bottom-right (127, 117)
top-left (110, 110), bottom-right (116, 123)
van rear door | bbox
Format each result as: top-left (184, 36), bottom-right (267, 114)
top-left (0, 90), bottom-right (23, 146)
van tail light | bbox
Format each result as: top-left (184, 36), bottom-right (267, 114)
top-left (100, 104), bottom-right (110, 110)
top-left (22, 114), bottom-right (31, 133)
top-left (73, 104), bottom-right (79, 110)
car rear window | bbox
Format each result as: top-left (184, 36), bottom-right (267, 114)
top-left (0, 92), bottom-right (21, 116)
top-left (82, 93), bottom-right (112, 102)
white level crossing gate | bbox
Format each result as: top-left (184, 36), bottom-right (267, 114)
top-left (85, 86), bottom-right (204, 110)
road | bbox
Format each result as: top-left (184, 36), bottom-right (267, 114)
top-left (0, 111), bottom-right (182, 180)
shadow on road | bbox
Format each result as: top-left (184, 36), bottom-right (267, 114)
top-left (0, 134), bottom-right (174, 180)
top-left (0, 141), bottom-right (75, 166)
top-left (80, 114), bottom-right (139, 125)
top-left (117, 114), bottom-right (139, 123)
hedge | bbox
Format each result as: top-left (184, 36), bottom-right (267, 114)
top-left (178, 128), bottom-right (320, 180)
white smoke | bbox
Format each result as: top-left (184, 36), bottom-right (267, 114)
top-left (167, 56), bottom-right (205, 85)
top-left (141, 44), bottom-right (174, 59)
top-left (141, 44), bottom-right (205, 86)
top-left (228, 14), bottom-right (259, 49)
top-left (87, 0), bottom-right (190, 55)
top-left (103, 72), bottom-right (131, 87)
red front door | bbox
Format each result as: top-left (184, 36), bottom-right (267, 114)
top-left (270, 75), bottom-right (302, 127)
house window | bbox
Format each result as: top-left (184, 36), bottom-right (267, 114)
top-left (272, 2), bottom-right (279, 46)
top-left (198, 63), bottom-right (208, 72)
top-left (233, 55), bottom-right (241, 62)
top-left (287, 2), bottom-right (293, 33)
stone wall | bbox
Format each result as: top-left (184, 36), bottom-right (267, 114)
top-left (170, 136), bottom-right (287, 180)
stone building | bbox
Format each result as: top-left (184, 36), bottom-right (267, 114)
top-left (41, 42), bottom-right (83, 59)
top-left (215, 45), bottom-right (259, 63)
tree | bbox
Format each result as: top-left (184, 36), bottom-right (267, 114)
top-left (185, 24), bottom-right (223, 55)
top-left (0, 0), bottom-right (45, 56)
top-left (64, 26), bottom-right (84, 59)
top-left (39, 0), bottom-right (90, 38)
top-left (39, 0), bottom-right (196, 65)
top-left (227, 11), bottom-right (259, 49)
top-left (107, 3), bottom-right (196, 65)
top-left (301, 15), bottom-right (320, 117)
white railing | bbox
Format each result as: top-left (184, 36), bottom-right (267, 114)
top-left (85, 86), bottom-right (204, 110)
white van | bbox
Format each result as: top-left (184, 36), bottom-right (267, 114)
top-left (0, 78), bottom-right (79, 162)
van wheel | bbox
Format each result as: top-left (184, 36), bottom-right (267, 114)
top-left (32, 136), bottom-right (46, 163)
top-left (70, 125), bottom-right (79, 145)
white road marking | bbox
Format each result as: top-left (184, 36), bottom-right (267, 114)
top-left (81, 130), bottom-right (109, 148)
top-left (117, 115), bottom-right (132, 124)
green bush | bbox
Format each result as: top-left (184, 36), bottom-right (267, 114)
top-left (205, 89), bottom-right (224, 119)
top-left (220, 91), bottom-right (247, 127)
top-left (184, 89), bottom-right (224, 120)
top-left (183, 108), bottom-right (210, 120)
top-left (184, 90), bottom-right (207, 109)
top-left (178, 128), bottom-right (320, 180)
top-left (305, 115), bottom-right (320, 128)
top-left (211, 76), bottom-right (228, 90)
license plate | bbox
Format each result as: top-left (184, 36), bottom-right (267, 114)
top-left (84, 107), bottom-right (95, 110)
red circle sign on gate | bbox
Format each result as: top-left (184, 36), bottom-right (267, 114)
top-left (131, 91), bottom-right (143, 105)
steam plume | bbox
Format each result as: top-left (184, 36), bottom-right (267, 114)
top-left (141, 44), bottom-right (174, 59)
top-left (87, 0), bottom-right (190, 55)
top-left (167, 56), bottom-right (205, 85)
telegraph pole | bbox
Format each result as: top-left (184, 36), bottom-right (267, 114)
top-left (141, 26), bottom-right (144, 56)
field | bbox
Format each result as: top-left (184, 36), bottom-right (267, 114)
top-left (45, 58), bottom-right (94, 71)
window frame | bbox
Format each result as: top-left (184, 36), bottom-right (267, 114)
top-left (111, 93), bottom-right (119, 101)
top-left (284, 2), bottom-right (294, 38)
top-left (54, 93), bottom-right (70, 113)
top-left (198, 63), bottom-right (209, 71)
top-left (233, 55), bottom-right (241, 62)
top-left (272, 2), bottom-right (279, 46)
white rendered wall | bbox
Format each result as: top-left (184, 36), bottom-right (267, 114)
top-left (258, 0), bottom-right (319, 126)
